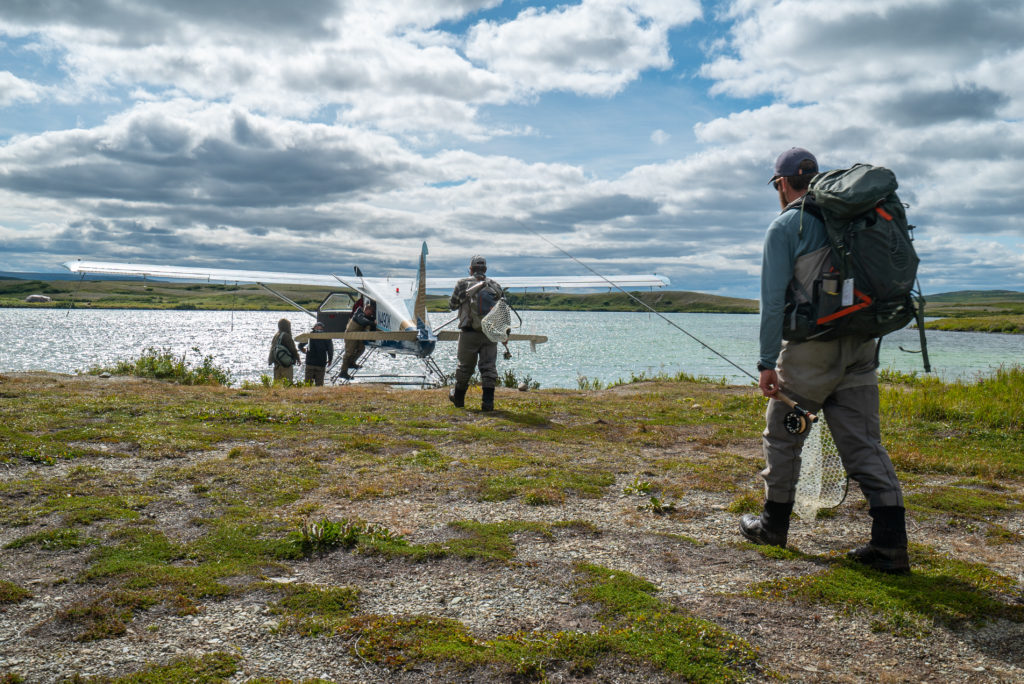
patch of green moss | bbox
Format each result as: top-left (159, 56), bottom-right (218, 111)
top-left (726, 491), bottom-right (761, 515)
top-left (3, 527), bottom-right (99, 550)
top-left (736, 542), bottom-right (811, 561)
top-left (745, 545), bottom-right (1024, 637)
top-left (71, 651), bottom-right (240, 682)
top-left (63, 523), bottom-right (298, 640)
top-left (395, 447), bottom-right (451, 471)
top-left (906, 484), bottom-right (1023, 520)
top-left (477, 468), bottom-right (614, 502)
top-left (289, 517), bottom-right (598, 565)
top-left (0, 580), bottom-right (32, 603)
top-left (338, 563), bottom-right (757, 680)
top-left (984, 523), bottom-right (1024, 545)
top-left (158, 453), bottom-right (323, 519)
top-left (268, 582), bottom-right (360, 636)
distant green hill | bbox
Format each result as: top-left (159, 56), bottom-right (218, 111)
top-left (5, 275), bottom-right (1022, 317)
top-left (924, 290), bottom-right (1024, 318)
top-left (503, 290), bottom-right (757, 313)
top-left (926, 290), bottom-right (1024, 303)
top-left (0, 276), bottom-right (759, 313)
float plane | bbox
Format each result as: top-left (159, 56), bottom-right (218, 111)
top-left (64, 243), bottom-right (669, 386)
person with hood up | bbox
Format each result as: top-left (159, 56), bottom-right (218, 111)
top-left (268, 318), bottom-right (300, 383)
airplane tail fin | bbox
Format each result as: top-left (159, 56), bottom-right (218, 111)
top-left (413, 242), bottom-right (428, 326)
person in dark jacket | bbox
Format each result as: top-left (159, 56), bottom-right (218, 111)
top-left (298, 321), bottom-right (334, 386)
top-left (268, 318), bottom-right (299, 383)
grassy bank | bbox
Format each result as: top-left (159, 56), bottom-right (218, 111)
top-left (0, 364), bottom-right (1021, 681)
top-left (924, 315), bottom-right (1024, 334)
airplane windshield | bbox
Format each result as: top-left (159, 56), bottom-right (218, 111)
top-left (318, 292), bottom-right (357, 312)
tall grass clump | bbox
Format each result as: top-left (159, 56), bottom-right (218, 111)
top-left (88, 346), bottom-right (231, 386)
top-left (881, 364), bottom-right (1024, 477)
top-left (882, 365), bottom-right (1023, 431)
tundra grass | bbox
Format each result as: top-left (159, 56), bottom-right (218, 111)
top-left (289, 517), bottom-right (597, 564)
top-left (337, 563), bottom-right (758, 681)
top-left (53, 522), bottom-right (300, 640)
top-left (745, 545), bottom-right (1024, 637)
top-left (880, 364), bottom-right (1024, 477)
top-left (1, 370), bottom-right (1021, 673)
top-left (3, 527), bottom-right (99, 550)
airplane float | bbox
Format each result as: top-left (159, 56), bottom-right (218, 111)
top-left (64, 243), bottom-right (669, 386)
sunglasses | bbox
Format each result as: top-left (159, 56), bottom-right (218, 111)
top-left (772, 178), bottom-right (781, 190)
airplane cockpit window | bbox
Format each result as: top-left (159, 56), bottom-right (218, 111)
top-left (318, 292), bottom-right (357, 312)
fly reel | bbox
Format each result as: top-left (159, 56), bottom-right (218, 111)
top-left (777, 393), bottom-right (818, 435)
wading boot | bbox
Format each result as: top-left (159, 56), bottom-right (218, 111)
top-left (449, 385), bottom-right (467, 408)
top-left (481, 387), bottom-right (495, 412)
top-left (739, 500), bottom-right (793, 548)
top-left (847, 506), bottom-right (910, 574)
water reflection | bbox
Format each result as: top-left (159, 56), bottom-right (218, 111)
top-left (1, 308), bottom-right (1021, 388)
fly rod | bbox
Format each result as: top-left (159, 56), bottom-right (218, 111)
top-left (528, 227), bottom-right (818, 433)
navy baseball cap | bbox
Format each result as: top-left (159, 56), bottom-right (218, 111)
top-left (769, 147), bottom-right (818, 184)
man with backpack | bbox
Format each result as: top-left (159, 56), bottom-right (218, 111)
top-left (740, 147), bottom-right (910, 574)
top-left (448, 255), bottom-right (503, 411)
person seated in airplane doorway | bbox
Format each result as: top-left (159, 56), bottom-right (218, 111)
top-left (338, 298), bottom-right (376, 379)
top-left (268, 318), bottom-right (300, 383)
top-left (298, 321), bottom-right (334, 386)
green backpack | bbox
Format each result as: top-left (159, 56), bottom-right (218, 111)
top-left (273, 335), bottom-right (295, 367)
top-left (783, 164), bottom-right (930, 371)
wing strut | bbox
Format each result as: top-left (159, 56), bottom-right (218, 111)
top-left (258, 284), bottom-right (317, 318)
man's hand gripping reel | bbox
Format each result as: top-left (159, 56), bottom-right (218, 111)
top-left (775, 392), bottom-right (818, 435)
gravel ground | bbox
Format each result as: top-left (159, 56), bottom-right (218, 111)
top-left (1, 380), bottom-right (1023, 682)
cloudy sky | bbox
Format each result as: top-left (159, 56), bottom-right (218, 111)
top-left (1, 0), bottom-right (1022, 298)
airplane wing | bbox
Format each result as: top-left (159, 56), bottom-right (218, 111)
top-left (297, 331), bottom-right (548, 344)
top-left (424, 274), bottom-right (670, 290)
top-left (64, 261), bottom-right (668, 292)
top-left (63, 260), bottom-right (346, 288)
top-left (435, 331), bottom-right (547, 344)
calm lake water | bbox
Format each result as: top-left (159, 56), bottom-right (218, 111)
top-left (1, 308), bottom-right (1021, 388)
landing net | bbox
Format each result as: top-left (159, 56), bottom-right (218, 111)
top-left (793, 410), bottom-right (848, 521)
top-left (481, 299), bottom-right (514, 343)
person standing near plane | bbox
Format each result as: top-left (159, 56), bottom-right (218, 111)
top-left (740, 147), bottom-right (909, 573)
top-left (338, 298), bottom-right (375, 379)
top-left (298, 321), bottom-right (333, 386)
top-left (268, 318), bottom-right (299, 383)
top-left (448, 255), bottom-right (503, 411)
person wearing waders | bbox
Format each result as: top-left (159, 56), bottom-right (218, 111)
top-left (448, 255), bottom-right (503, 411)
top-left (741, 147), bottom-right (910, 573)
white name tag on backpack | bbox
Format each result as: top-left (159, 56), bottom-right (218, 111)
top-left (842, 278), bottom-right (854, 307)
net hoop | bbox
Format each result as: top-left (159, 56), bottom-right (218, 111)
top-left (793, 410), bottom-right (848, 521)
top-left (481, 299), bottom-right (514, 343)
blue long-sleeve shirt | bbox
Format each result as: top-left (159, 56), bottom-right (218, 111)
top-left (759, 201), bottom-right (829, 369)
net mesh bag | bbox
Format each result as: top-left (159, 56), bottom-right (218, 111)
top-left (481, 299), bottom-right (513, 343)
top-left (793, 410), bottom-right (848, 521)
